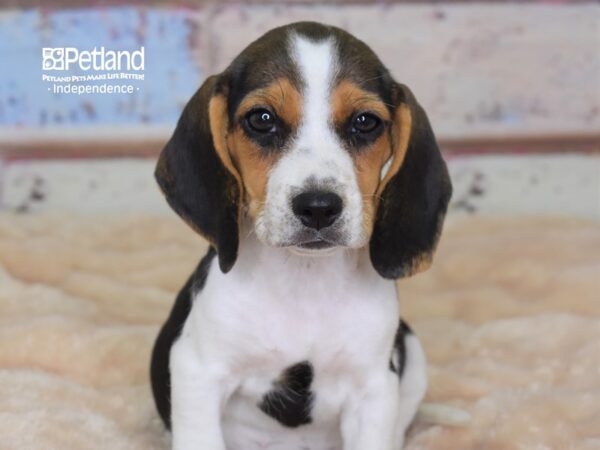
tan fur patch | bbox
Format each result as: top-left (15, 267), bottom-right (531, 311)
top-left (330, 81), bottom-right (391, 126)
top-left (208, 95), bottom-right (243, 205)
top-left (227, 130), bottom-right (279, 218)
top-left (353, 135), bottom-right (393, 235)
top-left (377, 104), bottom-right (412, 196)
top-left (237, 78), bottom-right (302, 130)
top-left (407, 253), bottom-right (433, 276)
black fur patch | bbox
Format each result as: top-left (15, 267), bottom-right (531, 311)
top-left (150, 248), bottom-right (216, 430)
top-left (155, 77), bottom-right (240, 274)
top-left (390, 320), bottom-right (413, 377)
top-left (259, 361), bottom-right (315, 428)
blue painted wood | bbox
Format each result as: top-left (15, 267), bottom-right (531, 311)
top-left (0, 7), bottom-right (202, 127)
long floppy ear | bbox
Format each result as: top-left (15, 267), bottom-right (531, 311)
top-left (155, 75), bottom-right (242, 273)
top-left (369, 83), bottom-right (452, 279)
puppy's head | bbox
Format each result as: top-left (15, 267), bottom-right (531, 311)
top-left (156, 22), bottom-right (452, 278)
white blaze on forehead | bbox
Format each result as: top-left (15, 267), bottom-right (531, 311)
top-left (291, 35), bottom-right (336, 147)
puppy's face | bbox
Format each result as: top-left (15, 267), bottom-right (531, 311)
top-left (157, 22), bottom-right (452, 277)
top-left (212, 27), bottom-right (404, 252)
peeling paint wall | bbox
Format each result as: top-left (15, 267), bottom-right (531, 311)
top-left (0, 3), bottom-right (598, 142)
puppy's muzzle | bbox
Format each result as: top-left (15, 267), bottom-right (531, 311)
top-left (292, 191), bottom-right (343, 231)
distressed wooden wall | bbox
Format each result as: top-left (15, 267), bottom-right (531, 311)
top-left (0, 2), bottom-right (598, 157)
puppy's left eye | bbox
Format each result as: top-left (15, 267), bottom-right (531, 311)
top-left (351, 113), bottom-right (381, 134)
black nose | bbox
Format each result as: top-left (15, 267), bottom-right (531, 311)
top-left (292, 191), bottom-right (343, 230)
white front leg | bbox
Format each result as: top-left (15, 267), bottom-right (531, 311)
top-left (170, 336), bottom-right (231, 450)
top-left (341, 372), bottom-right (402, 450)
top-left (341, 333), bottom-right (429, 450)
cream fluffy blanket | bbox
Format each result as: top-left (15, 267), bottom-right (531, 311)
top-left (0, 214), bottom-right (598, 449)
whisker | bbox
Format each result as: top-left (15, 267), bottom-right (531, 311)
top-left (356, 74), bottom-right (386, 85)
top-left (362, 193), bottom-right (383, 202)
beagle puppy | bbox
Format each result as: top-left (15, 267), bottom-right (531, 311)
top-left (151, 22), bottom-right (452, 450)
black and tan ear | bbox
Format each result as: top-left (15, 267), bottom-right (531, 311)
top-left (155, 75), bottom-right (242, 273)
top-left (369, 83), bottom-right (452, 279)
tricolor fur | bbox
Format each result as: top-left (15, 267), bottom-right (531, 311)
top-left (151, 22), bottom-right (452, 450)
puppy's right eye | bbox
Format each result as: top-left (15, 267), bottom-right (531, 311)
top-left (246, 109), bottom-right (276, 134)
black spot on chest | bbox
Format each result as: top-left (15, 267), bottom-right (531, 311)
top-left (258, 361), bottom-right (315, 428)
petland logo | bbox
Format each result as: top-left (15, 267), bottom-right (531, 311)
top-left (42, 46), bottom-right (145, 95)
top-left (42, 46), bottom-right (145, 71)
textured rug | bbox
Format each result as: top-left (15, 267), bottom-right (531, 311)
top-left (0, 213), bottom-right (598, 449)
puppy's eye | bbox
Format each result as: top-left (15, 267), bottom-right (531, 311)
top-left (351, 113), bottom-right (381, 134)
top-left (246, 109), bottom-right (276, 133)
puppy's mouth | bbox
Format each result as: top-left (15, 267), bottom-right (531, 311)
top-left (274, 225), bottom-right (346, 255)
top-left (287, 233), bottom-right (343, 256)
top-left (289, 238), bottom-right (339, 257)
top-left (298, 239), bottom-right (334, 250)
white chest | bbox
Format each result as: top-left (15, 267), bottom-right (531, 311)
top-left (180, 239), bottom-right (401, 449)
top-left (189, 240), bottom-right (399, 369)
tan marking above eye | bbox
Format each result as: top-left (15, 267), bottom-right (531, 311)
top-left (236, 78), bottom-right (302, 129)
top-left (330, 80), bottom-right (391, 128)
